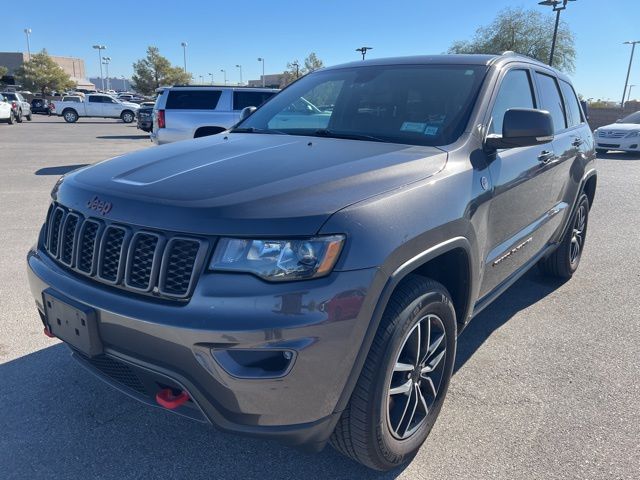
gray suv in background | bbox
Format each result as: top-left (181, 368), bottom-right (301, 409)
top-left (27, 53), bottom-right (596, 471)
top-left (151, 85), bottom-right (278, 144)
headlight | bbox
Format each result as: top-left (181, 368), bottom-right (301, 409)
top-left (210, 235), bottom-right (345, 281)
top-left (625, 130), bottom-right (640, 138)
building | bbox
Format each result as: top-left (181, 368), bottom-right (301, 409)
top-left (0, 51), bottom-right (95, 90)
top-left (247, 73), bottom-right (285, 88)
top-left (89, 77), bottom-right (132, 92)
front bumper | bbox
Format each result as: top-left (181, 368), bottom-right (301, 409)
top-left (27, 246), bottom-right (379, 448)
top-left (596, 138), bottom-right (640, 152)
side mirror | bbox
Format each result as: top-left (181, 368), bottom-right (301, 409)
top-left (485, 108), bottom-right (554, 150)
top-left (239, 106), bottom-right (257, 121)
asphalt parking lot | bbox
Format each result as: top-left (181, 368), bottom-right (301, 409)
top-left (0, 116), bottom-right (638, 479)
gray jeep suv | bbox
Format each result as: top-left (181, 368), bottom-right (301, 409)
top-left (27, 53), bottom-right (596, 471)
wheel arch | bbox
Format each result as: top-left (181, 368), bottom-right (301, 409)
top-left (332, 236), bottom-right (475, 415)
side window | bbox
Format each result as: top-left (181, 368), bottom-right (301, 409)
top-left (166, 90), bottom-right (222, 110)
top-left (490, 69), bottom-right (535, 134)
top-left (559, 80), bottom-right (583, 127)
top-left (88, 96), bottom-right (102, 103)
top-left (534, 72), bottom-right (567, 133)
top-left (233, 91), bottom-right (275, 111)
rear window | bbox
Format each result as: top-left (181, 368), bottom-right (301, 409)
top-left (559, 80), bottom-right (583, 127)
top-left (3, 93), bottom-right (16, 100)
top-left (166, 90), bottom-right (222, 110)
top-left (233, 91), bottom-right (276, 111)
top-left (535, 72), bottom-right (567, 133)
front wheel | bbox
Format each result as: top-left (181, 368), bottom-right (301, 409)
top-left (7, 112), bottom-right (15, 124)
top-left (539, 194), bottom-right (590, 279)
top-left (330, 275), bottom-right (457, 470)
top-left (121, 110), bottom-right (135, 123)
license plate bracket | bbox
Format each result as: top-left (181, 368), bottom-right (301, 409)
top-left (43, 289), bottom-right (103, 357)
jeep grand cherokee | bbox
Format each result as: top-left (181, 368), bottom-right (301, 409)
top-left (27, 53), bottom-right (596, 471)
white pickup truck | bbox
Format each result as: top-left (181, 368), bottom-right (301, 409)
top-left (52, 93), bottom-right (139, 123)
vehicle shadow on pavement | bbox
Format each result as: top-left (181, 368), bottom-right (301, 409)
top-left (35, 165), bottom-right (88, 176)
top-left (454, 268), bottom-right (565, 374)
top-left (0, 344), bottom-right (404, 479)
top-left (95, 135), bottom-right (150, 140)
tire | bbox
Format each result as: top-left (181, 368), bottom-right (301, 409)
top-left (7, 112), bottom-right (15, 125)
top-left (121, 110), bottom-right (135, 123)
top-left (16, 109), bottom-right (23, 123)
top-left (595, 148), bottom-right (607, 155)
top-left (26, 113), bottom-right (32, 121)
top-left (63, 109), bottom-right (79, 123)
top-left (539, 193), bottom-right (590, 279)
top-left (330, 275), bottom-right (457, 470)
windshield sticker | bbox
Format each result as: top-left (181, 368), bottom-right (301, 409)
top-left (401, 122), bottom-right (427, 133)
top-left (424, 126), bottom-right (439, 136)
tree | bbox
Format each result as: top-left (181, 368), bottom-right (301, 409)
top-left (131, 46), bottom-right (191, 95)
top-left (448, 7), bottom-right (576, 73)
top-left (0, 66), bottom-right (8, 78)
top-left (281, 52), bottom-right (325, 87)
top-left (14, 50), bottom-right (75, 95)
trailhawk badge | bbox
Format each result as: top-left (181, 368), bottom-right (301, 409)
top-left (86, 195), bottom-right (113, 216)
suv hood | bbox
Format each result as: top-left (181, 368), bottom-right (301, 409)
top-left (55, 134), bottom-right (447, 236)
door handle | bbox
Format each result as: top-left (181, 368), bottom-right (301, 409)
top-left (538, 150), bottom-right (554, 163)
top-left (572, 138), bottom-right (584, 147)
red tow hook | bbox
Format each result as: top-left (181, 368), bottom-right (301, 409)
top-left (156, 388), bottom-right (190, 409)
top-left (43, 326), bottom-right (56, 338)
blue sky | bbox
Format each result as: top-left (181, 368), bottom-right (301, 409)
top-left (1, 0), bottom-right (638, 100)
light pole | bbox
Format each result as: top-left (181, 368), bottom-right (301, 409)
top-left (292, 61), bottom-right (300, 79)
top-left (628, 85), bottom-right (636, 103)
top-left (121, 75), bottom-right (127, 92)
top-left (257, 57), bottom-right (265, 87)
top-left (235, 64), bottom-right (243, 85)
top-left (208, 73), bottom-right (214, 84)
top-left (92, 45), bottom-right (106, 91)
top-left (220, 69), bottom-right (227, 85)
top-left (181, 42), bottom-right (188, 74)
top-left (199, 75), bottom-right (204, 84)
top-left (621, 41), bottom-right (640, 109)
top-left (538, 0), bottom-right (576, 67)
top-left (24, 28), bottom-right (32, 61)
top-left (102, 57), bottom-right (111, 90)
top-left (356, 47), bottom-right (373, 60)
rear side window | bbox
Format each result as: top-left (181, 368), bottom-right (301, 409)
top-left (88, 96), bottom-right (102, 103)
top-left (559, 80), bottom-right (583, 127)
top-left (490, 69), bottom-right (535, 134)
top-left (535, 73), bottom-right (567, 133)
top-left (166, 90), bottom-right (222, 110)
top-left (233, 91), bottom-right (275, 111)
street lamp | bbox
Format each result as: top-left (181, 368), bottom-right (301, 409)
top-left (181, 41), bottom-right (188, 74)
top-left (220, 69), bottom-right (227, 85)
top-left (92, 44), bottom-right (106, 91)
top-left (121, 75), bottom-right (127, 92)
top-left (621, 41), bottom-right (640, 109)
top-left (199, 75), bottom-right (204, 84)
top-left (627, 85), bottom-right (636, 103)
top-left (208, 72), bottom-right (214, 85)
top-left (102, 57), bottom-right (111, 90)
top-left (24, 28), bottom-right (32, 61)
top-left (257, 57), bottom-right (265, 87)
top-left (292, 61), bottom-right (300, 79)
top-left (356, 47), bottom-right (373, 60)
top-left (235, 64), bottom-right (243, 85)
top-left (538, 0), bottom-right (576, 67)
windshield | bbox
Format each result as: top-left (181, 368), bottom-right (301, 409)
top-left (3, 93), bottom-right (16, 100)
top-left (235, 64), bottom-right (487, 146)
top-left (618, 111), bottom-right (640, 124)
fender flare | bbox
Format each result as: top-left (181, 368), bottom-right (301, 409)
top-left (332, 236), bottom-right (474, 414)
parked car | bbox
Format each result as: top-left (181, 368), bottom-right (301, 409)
top-left (136, 102), bottom-right (155, 132)
top-left (31, 98), bottom-right (52, 115)
top-left (151, 85), bottom-right (279, 144)
top-left (2, 91), bottom-right (32, 121)
top-left (27, 53), bottom-right (596, 471)
top-left (51, 93), bottom-right (139, 123)
top-left (0, 94), bottom-right (15, 124)
top-left (593, 110), bottom-right (640, 153)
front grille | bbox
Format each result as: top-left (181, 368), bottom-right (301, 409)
top-left (85, 355), bottom-right (148, 395)
top-left (598, 143), bottom-right (620, 148)
top-left (43, 203), bottom-right (207, 300)
top-left (597, 130), bottom-right (626, 139)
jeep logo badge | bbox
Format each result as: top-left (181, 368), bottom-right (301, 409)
top-left (86, 195), bottom-right (113, 216)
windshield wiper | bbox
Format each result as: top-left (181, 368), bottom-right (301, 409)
top-left (312, 129), bottom-right (386, 143)
top-left (229, 127), bottom-right (288, 135)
